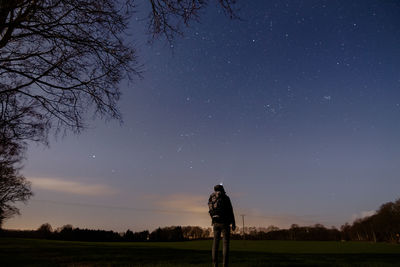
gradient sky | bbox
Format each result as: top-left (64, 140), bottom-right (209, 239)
top-left (5, 0), bottom-right (400, 232)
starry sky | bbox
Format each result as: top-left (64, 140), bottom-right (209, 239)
top-left (5, 0), bottom-right (400, 232)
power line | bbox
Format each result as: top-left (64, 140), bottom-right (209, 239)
top-left (31, 199), bottom-right (280, 218)
top-left (31, 199), bottom-right (206, 215)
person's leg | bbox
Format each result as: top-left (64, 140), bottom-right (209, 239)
top-left (222, 224), bottom-right (231, 267)
top-left (212, 224), bottom-right (222, 267)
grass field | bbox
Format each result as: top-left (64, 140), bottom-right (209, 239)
top-left (1, 238), bottom-right (400, 266)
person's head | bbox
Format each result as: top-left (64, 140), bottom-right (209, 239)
top-left (214, 184), bottom-right (225, 193)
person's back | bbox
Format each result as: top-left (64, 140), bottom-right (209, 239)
top-left (208, 185), bottom-right (235, 267)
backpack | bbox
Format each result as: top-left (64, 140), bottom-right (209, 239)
top-left (208, 191), bottom-right (225, 222)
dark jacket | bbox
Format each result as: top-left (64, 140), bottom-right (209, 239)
top-left (208, 191), bottom-right (235, 226)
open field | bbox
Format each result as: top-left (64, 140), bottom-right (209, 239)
top-left (1, 238), bottom-right (400, 266)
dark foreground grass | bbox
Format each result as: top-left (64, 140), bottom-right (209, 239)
top-left (1, 238), bottom-right (400, 266)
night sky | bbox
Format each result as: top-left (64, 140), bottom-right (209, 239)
top-left (5, 0), bottom-right (400, 231)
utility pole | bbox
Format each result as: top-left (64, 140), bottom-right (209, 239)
top-left (240, 214), bottom-right (245, 240)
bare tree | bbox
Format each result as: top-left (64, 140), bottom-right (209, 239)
top-left (0, 0), bottom-right (237, 224)
top-left (0, 161), bottom-right (32, 227)
top-left (147, 0), bottom-right (238, 43)
top-left (0, 120), bottom-right (31, 228)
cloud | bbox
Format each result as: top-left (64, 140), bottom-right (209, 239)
top-left (29, 177), bottom-right (117, 196)
top-left (351, 210), bottom-right (376, 221)
top-left (151, 193), bottom-right (208, 214)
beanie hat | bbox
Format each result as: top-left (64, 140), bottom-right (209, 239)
top-left (214, 184), bottom-right (225, 193)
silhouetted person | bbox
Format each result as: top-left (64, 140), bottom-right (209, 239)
top-left (208, 184), bottom-right (236, 267)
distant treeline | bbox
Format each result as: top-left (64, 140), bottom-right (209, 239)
top-left (0, 224), bottom-right (210, 242)
top-left (0, 223), bottom-right (344, 242)
top-left (1, 198), bottom-right (399, 243)
top-left (237, 224), bottom-right (342, 241)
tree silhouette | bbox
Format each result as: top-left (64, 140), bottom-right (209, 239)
top-left (37, 223), bottom-right (53, 238)
top-left (0, 127), bottom-right (32, 227)
top-left (341, 198), bottom-right (400, 243)
top-left (0, 0), bottom-right (237, 223)
top-left (0, 160), bottom-right (32, 227)
top-left (147, 0), bottom-right (238, 43)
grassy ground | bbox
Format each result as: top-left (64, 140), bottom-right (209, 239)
top-left (1, 238), bottom-right (400, 266)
